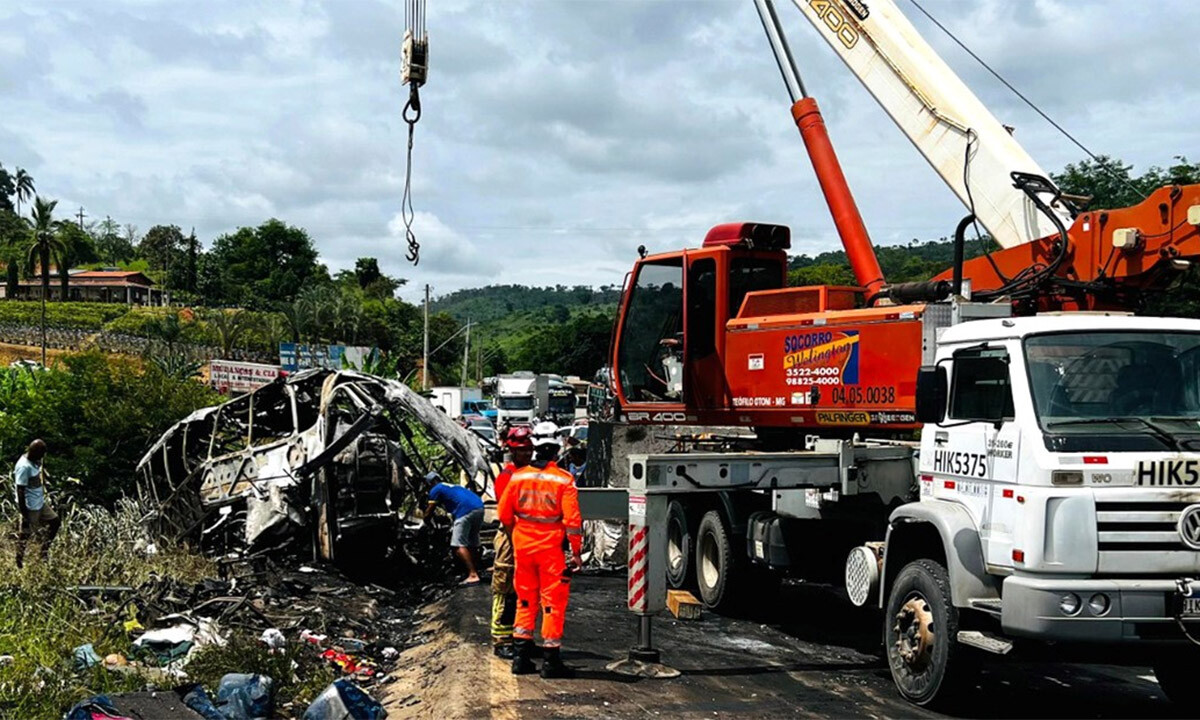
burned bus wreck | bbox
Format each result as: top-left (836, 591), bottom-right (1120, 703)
top-left (135, 370), bottom-right (492, 563)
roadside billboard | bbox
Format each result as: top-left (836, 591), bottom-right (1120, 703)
top-left (210, 360), bottom-right (284, 395)
top-left (279, 343), bottom-right (377, 373)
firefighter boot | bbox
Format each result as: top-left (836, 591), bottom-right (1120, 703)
top-left (539, 647), bottom-right (575, 679)
top-left (511, 638), bottom-right (537, 675)
top-left (493, 642), bottom-right (515, 660)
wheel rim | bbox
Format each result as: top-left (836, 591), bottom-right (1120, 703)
top-left (668, 517), bottom-right (684, 573)
top-left (700, 530), bottom-right (720, 590)
top-left (894, 594), bottom-right (936, 672)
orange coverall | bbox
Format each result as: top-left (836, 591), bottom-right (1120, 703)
top-left (497, 461), bottom-right (582, 649)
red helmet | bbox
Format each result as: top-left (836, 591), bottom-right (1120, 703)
top-left (504, 426), bottom-right (533, 449)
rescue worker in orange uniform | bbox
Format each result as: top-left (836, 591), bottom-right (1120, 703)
top-left (497, 421), bottom-right (583, 678)
top-left (490, 426), bottom-right (534, 659)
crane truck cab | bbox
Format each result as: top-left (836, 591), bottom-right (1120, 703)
top-left (869, 313), bottom-right (1200, 706)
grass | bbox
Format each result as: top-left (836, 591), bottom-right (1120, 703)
top-left (0, 499), bottom-right (336, 718)
top-left (0, 499), bottom-right (214, 718)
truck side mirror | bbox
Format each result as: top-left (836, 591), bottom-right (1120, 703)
top-left (915, 365), bottom-right (947, 424)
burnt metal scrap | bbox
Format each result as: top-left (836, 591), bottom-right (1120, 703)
top-left (136, 369), bottom-right (492, 563)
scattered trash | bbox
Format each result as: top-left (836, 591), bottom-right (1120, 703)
top-left (104, 653), bottom-right (128, 667)
top-left (320, 649), bottom-right (377, 678)
top-left (303, 679), bottom-right (387, 720)
top-left (132, 616), bottom-right (225, 667)
top-left (180, 684), bottom-right (226, 720)
top-left (260, 628), bottom-right (287, 651)
top-left (64, 695), bottom-right (133, 720)
top-left (73, 643), bottom-right (103, 671)
top-left (381, 647), bottom-right (399, 662)
top-left (215, 672), bottom-right (274, 720)
top-left (300, 629), bottom-right (328, 647)
top-left (339, 637), bottom-right (367, 653)
top-left (0, 654), bottom-right (13, 667)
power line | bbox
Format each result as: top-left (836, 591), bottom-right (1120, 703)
top-left (906, 0), bottom-right (1147, 201)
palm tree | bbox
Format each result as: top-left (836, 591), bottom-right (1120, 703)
top-left (207, 308), bottom-right (250, 358)
top-left (13, 169), bottom-right (34, 217)
top-left (52, 223), bottom-right (98, 302)
top-left (27, 197), bottom-right (65, 301)
top-left (26, 196), bottom-right (64, 365)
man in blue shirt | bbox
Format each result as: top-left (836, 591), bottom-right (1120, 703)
top-left (14, 439), bottom-right (59, 568)
top-left (423, 472), bottom-right (485, 585)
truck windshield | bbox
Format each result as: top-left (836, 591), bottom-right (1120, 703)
top-left (1025, 332), bottom-right (1200, 446)
top-left (498, 396), bottom-right (534, 411)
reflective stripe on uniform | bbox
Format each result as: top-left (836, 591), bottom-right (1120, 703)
top-left (512, 470), bottom-right (572, 485)
top-left (565, 528), bottom-right (582, 536)
top-left (516, 512), bottom-right (563, 524)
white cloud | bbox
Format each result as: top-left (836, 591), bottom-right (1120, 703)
top-left (0, 0), bottom-right (1195, 303)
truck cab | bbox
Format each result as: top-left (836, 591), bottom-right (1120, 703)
top-left (880, 314), bottom-right (1200, 705)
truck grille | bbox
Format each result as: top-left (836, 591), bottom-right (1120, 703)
top-left (1097, 501), bottom-right (1190, 552)
top-left (1096, 498), bottom-right (1200, 575)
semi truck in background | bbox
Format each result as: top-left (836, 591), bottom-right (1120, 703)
top-left (492, 372), bottom-right (537, 426)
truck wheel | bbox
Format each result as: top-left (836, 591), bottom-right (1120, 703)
top-left (1153, 650), bottom-right (1200, 704)
top-left (666, 500), bottom-right (693, 590)
top-left (884, 559), bottom-right (970, 707)
top-left (696, 510), bottom-right (738, 610)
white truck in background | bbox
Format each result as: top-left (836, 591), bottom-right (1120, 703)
top-left (429, 386), bottom-right (488, 420)
top-left (493, 372), bottom-right (537, 427)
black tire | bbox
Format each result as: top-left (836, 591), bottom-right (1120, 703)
top-left (883, 559), bottom-right (973, 708)
top-left (695, 510), bottom-right (740, 611)
top-left (666, 500), bottom-right (693, 590)
top-left (1154, 650), bottom-right (1200, 704)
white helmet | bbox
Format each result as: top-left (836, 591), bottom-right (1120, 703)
top-left (531, 421), bottom-right (562, 448)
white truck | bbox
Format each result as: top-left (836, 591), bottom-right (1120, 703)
top-left (494, 372), bottom-right (537, 427)
top-left (428, 386), bottom-right (487, 420)
top-left (874, 313), bottom-right (1200, 704)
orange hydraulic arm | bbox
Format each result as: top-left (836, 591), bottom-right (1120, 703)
top-left (934, 180), bottom-right (1200, 312)
top-left (754, 0), bottom-right (885, 304)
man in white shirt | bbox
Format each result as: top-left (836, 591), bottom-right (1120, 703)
top-left (14, 439), bottom-right (59, 567)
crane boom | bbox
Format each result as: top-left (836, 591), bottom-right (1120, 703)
top-left (788, 0), bottom-right (1073, 249)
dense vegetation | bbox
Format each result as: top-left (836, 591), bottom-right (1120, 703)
top-left (0, 353), bottom-right (221, 505)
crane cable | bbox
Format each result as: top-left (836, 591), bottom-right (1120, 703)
top-left (906, 0), bottom-right (1148, 203)
top-left (402, 0), bottom-right (427, 265)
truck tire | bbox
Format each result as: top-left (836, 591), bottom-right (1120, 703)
top-left (666, 500), bottom-right (693, 590)
top-left (883, 559), bottom-right (972, 708)
top-left (1153, 650), bottom-right (1200, 704)
top-left (696, 510), bottom-right (739, 610)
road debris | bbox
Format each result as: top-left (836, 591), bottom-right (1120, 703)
top-left (304, 679), bottom-right (387, 720)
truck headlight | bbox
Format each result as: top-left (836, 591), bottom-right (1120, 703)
top-left (1059, 593), bottom-right (1082, 616)
top-left (1088, 593), bottom-right (1110, 616)
top-left (1052, 471), bottom-right (1084, 486)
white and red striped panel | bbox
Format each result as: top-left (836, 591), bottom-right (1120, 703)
top-left (628, 523), bottom-right (649, 612)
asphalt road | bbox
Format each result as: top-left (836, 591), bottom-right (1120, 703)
top-left (449, 574), bottom-right (1185, 719)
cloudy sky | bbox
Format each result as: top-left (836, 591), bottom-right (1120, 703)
top-left (0, 0), bottom-right (1195, 302)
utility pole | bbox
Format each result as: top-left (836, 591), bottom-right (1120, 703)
top-left (76, 207), bottom-right (86, 230)
top-left (477, 345), bottom-right (482, 384)
top-left (422, 283), bottom-right (430, 390)
top-left (460, 319), bottom-right (471, 387)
